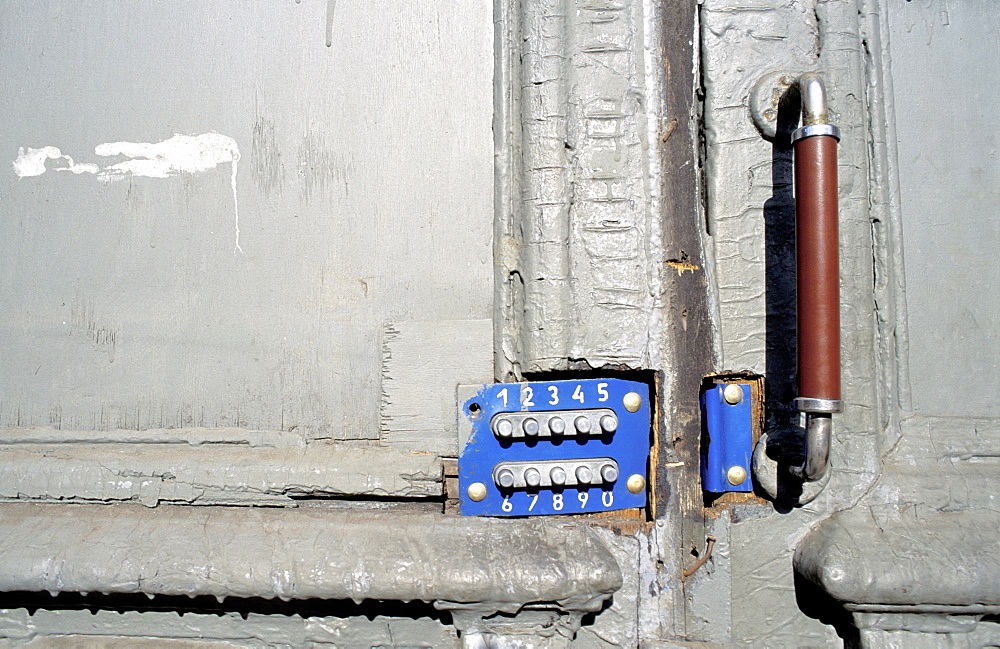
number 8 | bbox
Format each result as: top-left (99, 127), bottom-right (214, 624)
top-left (552, 493), bottom-right (564, 510)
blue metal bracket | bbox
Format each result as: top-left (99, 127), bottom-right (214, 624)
top-left (701, 383), bottom-right (753, 493)
top-left (458, 378), bottom-right (651, 517)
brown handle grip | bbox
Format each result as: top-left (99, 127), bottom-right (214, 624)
top-left (794, 134), bottom-right (840, 401)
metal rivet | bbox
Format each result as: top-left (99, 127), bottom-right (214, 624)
top-left (522, 417), bottom-right (539, 436)
top-left (524, 467), bottom-right (541, 487)
top-left (550, 466), bottom-right (567, 486)
top-left (600, 463), bottom-right (619, 483)
top-left (496, 419), bottom-right (513, 437)
top-left (723, 384), bottom-right (744, 405)
top-left (574, 416), bottom-right (592, 434)
top-left (600, 414), bottom-right (618, 433)
top-left (575, 465), bottom-right (593, 485)
top-left (496, 469), bottom-right (515, 488)
top-left (468, 482), bottom-right (488, 501)
top-left (626, 474), bottom-right (645, 494)
top-left (727, 465), bottom-right (748, 486)
top-left (548, 416), bottom-right (566, 434)
top-left (623, 392), bottom-right (642, 413)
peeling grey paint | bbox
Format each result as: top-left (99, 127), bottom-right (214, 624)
top-left (0, 442), bottom-right (442, 506)
top-left (0, 504), bottom-right (620, 617)
top-left (697, 0), bottom-right (881, 644)
top-left (498, 0), bottom-right (661, 374)
top-left (0, 608), bottom-right (459, 648)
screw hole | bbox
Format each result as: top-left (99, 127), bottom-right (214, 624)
top-left (469, 403), bottom-right (481, 413)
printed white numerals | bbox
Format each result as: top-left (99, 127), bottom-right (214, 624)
top-left (548, 385), bottom-right (559, 405)
top-left (498, 387), bottom-right (508, 407)
top-left (552, 493), bottom-right (564, 510)
top-left (572, 384), bottom-right (585, 403)
top-left (502, 496), bottom-right (513, 512)
top-left (578, 492), bottom-right (589, 508)
top-left (602, 491), bottom-right (614, 507)
top-left (597, 382), bottom-right (609, 401)
top-left (522, 386), bottom-right (534, 407)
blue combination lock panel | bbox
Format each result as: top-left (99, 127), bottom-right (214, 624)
top-left (458, 378), bottom-right (651, 517)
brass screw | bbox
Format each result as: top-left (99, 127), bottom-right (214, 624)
top-left (467, 482), bottom-right (488, 502)
top-left (723, 384), bottom-right (744, 405)
top-left (727, 466), bottom-right (747, 486)
top-left (623, 392), bottom-right (642, 413)
top-left (626, 474), bottom-right (646, 494)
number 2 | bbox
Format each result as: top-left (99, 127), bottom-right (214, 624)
top-left (522, 386), bottom-right (534, 407)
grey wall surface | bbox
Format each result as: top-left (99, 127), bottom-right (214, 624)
top-left (3, 0), bottom-right (997, 647)
top-left (0, 0), bottom-right (493, 439)
top-left (886, 0), bottom-right (999, 418)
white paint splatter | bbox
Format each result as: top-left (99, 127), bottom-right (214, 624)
top-left (95, 133), bottom-right (239, 179)
top-left (13, 146), bottom-right (99, 177)
top-left (12, 133), bottom-right (243, 253)
top-left (95, 133), bottom-right (242, 252)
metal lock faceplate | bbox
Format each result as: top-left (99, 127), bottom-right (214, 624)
top-left (700, 382), bottom-right (754, 493)
top-left (458, 379), bottom-right (650, 517)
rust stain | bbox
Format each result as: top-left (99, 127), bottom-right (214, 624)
top-left (665, 260), bottom-right (700, 275)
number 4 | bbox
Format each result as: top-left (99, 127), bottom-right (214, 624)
top-left (572, 384), bottom-right (585, 403)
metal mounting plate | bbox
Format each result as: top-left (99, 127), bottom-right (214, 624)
top-left (458, 379), bottom-right (651, 517)
top-left (701, 383), bottom-right (754, 493)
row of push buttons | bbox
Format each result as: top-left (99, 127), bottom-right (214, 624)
top-left (492, 409), bottom-right (618, 440)
top-left (492, 458), bottom-right (619, 489)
